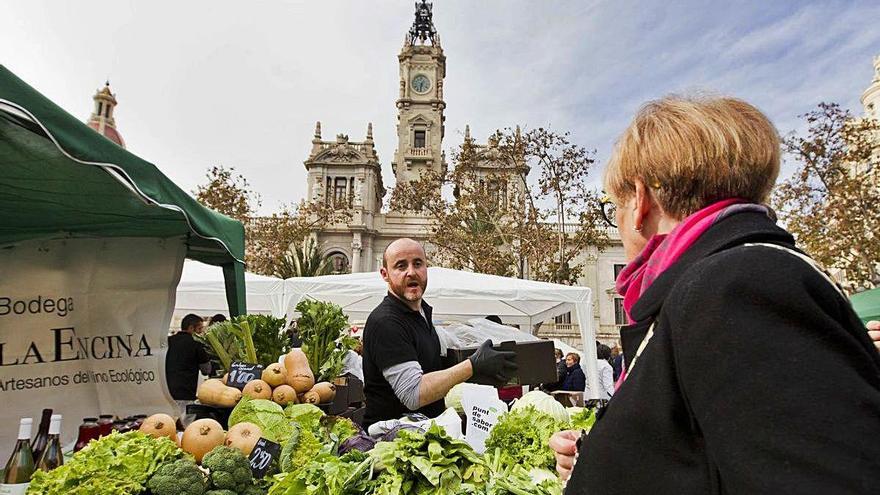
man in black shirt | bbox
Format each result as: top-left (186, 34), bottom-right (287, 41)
top-left (165, 313), bottom-right (210, 416)
top-left (362, 238), bottom-right (517, 428)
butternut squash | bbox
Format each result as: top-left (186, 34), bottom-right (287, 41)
top-left (284, 349), bottom-right (315, 393)
top-left (303, 390), bottom-right (321, 404)
top-left (182, 418), bottom-right (225, 463)
top-left (197, 378), bottom-right (242, 407)
top-left (242, 379), bottom-right (272, 399)
top-left (310, 382), bottom-right (336, 403)
top-left (272, 384), bottom-right (297, 406)
top-left (261, 363), bottom-right (287, 387)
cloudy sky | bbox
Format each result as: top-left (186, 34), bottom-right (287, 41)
top-left (2, 0), bottom-right (878, 214)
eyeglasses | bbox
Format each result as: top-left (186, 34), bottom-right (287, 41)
top-left (599, 195), bottom-right (617, 229)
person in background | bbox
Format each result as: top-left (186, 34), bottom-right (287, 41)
top-left (361, 238), bottom-right (517, 429)
top-left (165, 314), bottom-right (211, 417)
top-left (209, 313), bottom-right (226, 325)
top-left (541, 348), bottom-right (566, 392)
top-left (559, 352), bottom-right (586, 392)
top-left (287, 321), bottom-right (302, 348)
top-left (551, 95), bottom-right (880, 493)
top-left (610, 344), bottom-right (623, 382)
top-left (594, 343), bottom-right (615, 399)
top-left (342, 337), bottom-right (364, 382)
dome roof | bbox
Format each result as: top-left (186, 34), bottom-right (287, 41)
top-left (87, 121), bottom-right (125, 147)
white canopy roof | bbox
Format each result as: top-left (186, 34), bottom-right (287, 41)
top-left (174, 260), bottom-right (285, 317)
top-left (286, 267), bottom-right (589, 328)
top-left (173, 262), bottom-right (601, 397)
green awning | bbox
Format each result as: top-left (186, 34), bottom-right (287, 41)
top-left (0, 65), bottom-right (246, 314)
top-left (851, 287), bottom-right (880, 324)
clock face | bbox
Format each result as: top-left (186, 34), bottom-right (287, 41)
top-left (411, 74), bottom-right (431, 94)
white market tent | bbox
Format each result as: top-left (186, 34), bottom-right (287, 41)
top-left (174, 262), bottom-right (601, 397)
top-left (174, 260), bottom-right (286, 319)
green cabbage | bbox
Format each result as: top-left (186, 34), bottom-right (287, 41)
top-left (229, 395), bottom-right (294, 443)
top-left (511, 390), bottom-right (570, 423)
top-left (444, 383), bottom-right (466, 414)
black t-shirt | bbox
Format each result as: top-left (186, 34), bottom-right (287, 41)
top-left (165, 332), bottom-right (210, 400)
top-left (362, 294), bottom-right (445, 427)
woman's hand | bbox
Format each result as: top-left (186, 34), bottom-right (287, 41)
top-left (550, 429), bottom-right (579, 481)
top-left (868, 320), bottom-right (880, 352)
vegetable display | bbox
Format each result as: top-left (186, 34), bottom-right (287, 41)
top-left (26, 431), bottom-right (184, 494)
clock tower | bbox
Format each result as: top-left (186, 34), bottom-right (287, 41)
top-left (392, 0), bottom-right (447, 187)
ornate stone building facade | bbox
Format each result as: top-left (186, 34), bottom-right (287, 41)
top-left (304, 2), bottom-right (628, 346)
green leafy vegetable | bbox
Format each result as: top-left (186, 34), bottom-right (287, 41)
top-left (484, 449), bottom-right (562, 495)
top-left (485, 405), bottom-right (568, 471)
top-left (279, 424), bottom-right (323, 474)
top-left (247, 314), bottom-right (292, 367)
top-left (27, 431), bottom-right (184, 495)
top-left (369, 423), bottom-right (488, 495)
top-left (229, 396), bottom-right (295, 443)
top-left (198, 315), bottom-right (290, 372)
top-left (268, 451), bottom-right (374, 495)
top-left (295, 300), bottom-right (359, 382)
top-left (568, 407), bottom-right (596, 431)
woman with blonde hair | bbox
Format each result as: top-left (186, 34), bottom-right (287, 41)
top-left (553, 95), bottom-right (880, 493)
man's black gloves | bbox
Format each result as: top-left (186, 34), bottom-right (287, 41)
top-left (468, 339), bottom-right (518, 385)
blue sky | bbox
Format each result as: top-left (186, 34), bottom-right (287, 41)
top-left (1, 0), bottom-right (878, 212)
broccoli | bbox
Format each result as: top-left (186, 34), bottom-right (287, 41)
top-left (202, 445), bottom-right (255, 492)
top-left (205, 490), bottom-right (238, 495)
top-left (243, 485), bottom-right (268, 495)
top-left (146, 459), bottom-right (208, 495)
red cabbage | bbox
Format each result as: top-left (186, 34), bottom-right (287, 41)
top-left (380, 424), bottom-right (423, 442)
top-left (338, 434), bottom-right (376, 454)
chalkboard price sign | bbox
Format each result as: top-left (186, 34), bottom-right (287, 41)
top-left (227, 361), bottom-right (264, 390)
top-left (248, 437), bottom-right (281, 478)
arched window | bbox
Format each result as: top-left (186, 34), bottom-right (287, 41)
top-left (328, 251), bottom-right (350, 274)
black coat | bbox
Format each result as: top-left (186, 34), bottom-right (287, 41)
top-left (566, 211), bottom-right (880, 494)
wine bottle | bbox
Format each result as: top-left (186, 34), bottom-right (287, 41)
top-left (0, 418), bottom-right (35, 495)
top-left (36, 415), bottom-right (63, 472)
top-left (30, 409), bottom-right (52, 463)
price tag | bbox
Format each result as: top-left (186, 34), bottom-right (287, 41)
top-left (248, 437), bottom-right (281, 478)
top-left (227, 361), bottom-right (264, 390)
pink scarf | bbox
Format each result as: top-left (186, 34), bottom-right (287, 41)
top-left (614, 198), bottom-right (745, 386)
